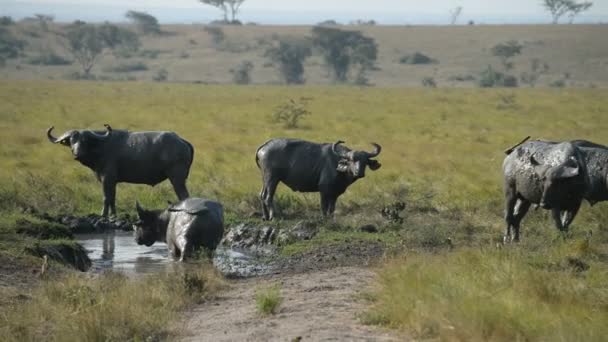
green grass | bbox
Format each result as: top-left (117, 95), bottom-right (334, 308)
top-left (255, 284), bottom-right (282, 315)
top-left (1, 81), bottom-right (608, 339)
top-left (0, 266), bottom-right (224, 342)
top-left (364, 243), bottom-right (608, 341)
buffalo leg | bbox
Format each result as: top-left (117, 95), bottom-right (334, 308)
top-left (168, 168), bottom-right (190, 200)
top-left (260, 186), bottom-right (269, 220)
top-left (320, 194), bottom-right (329, 216)
top-left (511, 199), bottom-right (531, 242)
top-left (102, 176), bottom-right (117, 217)
top-left (503, 188), bottom-right (518, 242)
top-left (327, 195), bottom-right (338, 217)
top-left (262, 178), bottom-right (279, 220)
top-left (561, 201), bottom-right (582, 231)
top-left (551, 209), bottom-right (566, 232)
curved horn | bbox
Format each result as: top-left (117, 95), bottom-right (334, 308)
top-left (47, 126), bottom-right (58, 143)
top-left (86, 124), bottom-right (112, 140)
top-left (332, 140), bottom-right (349, 159)
top-left (47, 126), bottom-right (73, 145)
top-left (367, 143), bottom-right (382, 158)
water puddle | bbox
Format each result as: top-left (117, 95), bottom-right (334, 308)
top-left (77, 231), bottom-right (277, 277)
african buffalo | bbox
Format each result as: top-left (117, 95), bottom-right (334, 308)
top-left (256, 138), bottom-right (382, 220)
top-left (502, 136), bottom-right (586, 242)
top-left (47, 125), bottom-right (194, 216)
top-left (134, 198), bottom-right (224, 261)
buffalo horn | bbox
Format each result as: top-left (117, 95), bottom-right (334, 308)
top-left (47, 126), bottom-right (72, 145)
top-left (332, 140), bottom-right (349, 159)
top-left (367, 143), bottom-right (382, 158)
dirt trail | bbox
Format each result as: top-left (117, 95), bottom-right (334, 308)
top-left (179, 266), bottom-right (403, 341)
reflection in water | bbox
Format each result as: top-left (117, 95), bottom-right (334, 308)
top-left (77, 230), bottom-right (170, 275)
top-left (77, 231), bottom-right (277, 278)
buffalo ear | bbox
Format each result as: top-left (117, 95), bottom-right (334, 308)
top-left (368, 159), bottom-right (381, 171)
top-left (336, 159), bottom-right (349, 173)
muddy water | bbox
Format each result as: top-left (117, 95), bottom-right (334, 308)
top-left (77, 231), bottom-right (275, 277)
top-left (77, 231), bottom-right (171, 274)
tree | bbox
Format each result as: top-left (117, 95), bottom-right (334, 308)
top-left (63, 21), bottom-right (140, 76)
top-left (450, 6), bottom-right (463, 25)
top-left (567, 1), bottom-right (593, 23)
top-left (265, 38), bottom-right (312, 84)
top-left (543, 0), bottom-right (593, 24)
top-left (199, 0), bottom-right (245, 24)
top-left (491, 40), bottom-right (523, 71)
top-left (311, 26), bottom-right (377, 83)
top-left (0, 26), bottom-right (25, 66)
top-left (125, 11), bottom-right (161, 35)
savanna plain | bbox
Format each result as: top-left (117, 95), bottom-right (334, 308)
top-left (1, 81), bottom-right (608, 341)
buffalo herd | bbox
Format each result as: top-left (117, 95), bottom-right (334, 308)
top-left (47, 124), bottom-right (608, 259)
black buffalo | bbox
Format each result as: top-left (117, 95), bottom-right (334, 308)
top-left (134, 198), bottom-right (224, 261)
top-left (256, 138), bottom-right (382, 220)
top-left (502, 136), bottom-right (586, 242)
top-left (47, 125), bottom-right (194, 216)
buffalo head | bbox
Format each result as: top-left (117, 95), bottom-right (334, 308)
top-left (332, 141), bottom-right (382, 178)
top-left (133, 201), bottom-right (161, 247)
top-left (47, 124), bottom-right (112, 161)
top-left (531, 155), bottom-right (580, 209)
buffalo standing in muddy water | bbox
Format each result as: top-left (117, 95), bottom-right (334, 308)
top-left (502, 137), bottom-right (587, 242)
top-left (133, 198), bottom-right (224, 261)
top-left (47, 125), bottom-right (194, 217)
top-left (256, 138), bottom-right (382, 220)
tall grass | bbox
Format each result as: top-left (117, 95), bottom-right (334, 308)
top-left (365, 244), bottom-right (608, 341)
top-left (0, 267), bottom-right (224, 342)
top-left (255, 284), bottom-right (282, 315)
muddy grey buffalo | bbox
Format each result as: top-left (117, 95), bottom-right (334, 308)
top-left (502, 136), bottom-right (586, 242)
top-left (47, 125), bottom-right (194, 217)
top-left (134, 198), bottom-right (224, 261)
top-left (256, 138), bottom-right (382, 220)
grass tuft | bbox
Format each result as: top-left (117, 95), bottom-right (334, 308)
top-left (255, 284), bottom-right (282, 315)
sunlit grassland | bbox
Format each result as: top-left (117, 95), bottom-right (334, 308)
top-left (0, 267), bottom-right (224, 342)
top-left (1, 81), bottom-right (606, 218)
top-left (2, 81), bottom-right (608, 340)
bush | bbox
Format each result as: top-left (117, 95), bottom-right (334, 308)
top-left (230, 61), bottom-right (254, 85)
top-left (491, 40), bottom-right (523, 70)
top-left (312, 26), bottom-right (377, 83)
top-left (421, 77), bottom-right (437, 88)
top-left (551, 79), bottom-right (566, 88)
top-left (478, 65), bottom-right (518, 88)
top-left (0, 16), bottom-right (14, 26)
top-left (103, 61), bottom-right (148, 73)
top-left (265, 37), bottom-right (312, 84)
top-left (26, 51), bottom-right (71, 65)
top-left (153, 68), bottom-right (168, 82)
top-left (272, 98), bottom-right (312, 129)
top-left (255, 285), bottom-right (282, 315)
top-left (399, 52), bottom-right (437, 65)
top-left (125, 10), bottom-right (161, 35)
top-left (204, 26), bottom-right (225, 45)
top-left (448, 74), bottom-right (475, 82)
top-left (0, 27), bottom-right (25, 61)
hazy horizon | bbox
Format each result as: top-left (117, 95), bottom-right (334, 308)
top-left (3, 0), bottom-right (608, 25)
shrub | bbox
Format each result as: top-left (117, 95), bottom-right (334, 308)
top-left (125, 10), bottom-right (161, 35)
top-left (0, 27), bottom-right (25, 61)
top-left (448, 74), bottom-right (476, 82)
top-left (103, 61), bottom-right (148, 73)
top-left (264, 37), bottom-right (312, 84)
top-left (230, 60), bottom-right (254, 85)
top-left (0, 16), bottom-right (14, 26)
top-left (491, 40), bottom-right (523, 70)
top-left (153, 68), bottom-right (168, 82)
top-left (26, 51), bottom-right (71, 65)
top-left (478, 65), bottom-right (518, 88)
top-left (399, 52), bottom-right (437, 65)
top-left (204, 26), bottom-right (225, 46)
top-left (255, 285), bottom-right (282, 315)
top-left (312, 26), bottom-right (377, 83)
top-left (421, 77), bottom-right (437, 88)
top-left (271, 97), bottom-right (312, 129)
top-left (551, 79), bottom-right (566, 88)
